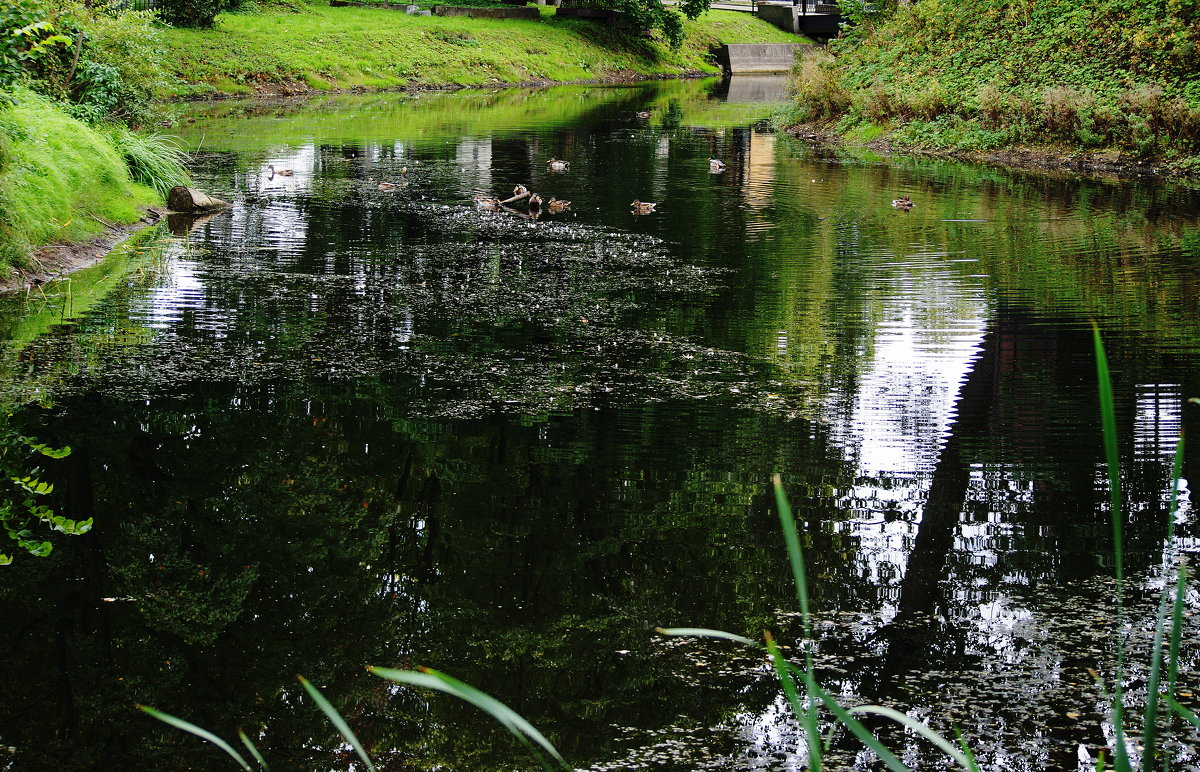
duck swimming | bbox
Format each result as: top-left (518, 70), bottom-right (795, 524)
top-left (547, 159), bottom-right (569, 171)
top-left (709, 157), bottom-right (726, 173)
top-left (268, 164), bottom-right (294, 177)
top-left (630, 200), bottom-right (656, 214)
top-left (473, 195), bottom-right (501, 209)
top-left (547, 198), bottom-right (571, 213)
top-left (891, 195), bottom-right (914, 210)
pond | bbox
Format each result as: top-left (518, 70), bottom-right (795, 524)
top-left (2, 76), bottom-right (1200, 772)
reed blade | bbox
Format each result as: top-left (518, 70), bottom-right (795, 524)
top-left (1092, 324), bottom-right (1130, 772)
top-left (237, 728), bottom-right (270, 772)
top-left (138, 705), bottom-right (253, 771)
top-left (765, 632), bottom-right (821, 772)
top-left (812, 685), bottom-right (909, 772)
top-left (297, 676), bottom-right (377, 772)
top-left (1141, 432), bottom-right (1186, 771)
top-left (656, 627), bottom-right (760, 647)
top-left (368, 666), bottom-right (568, 770)
top-left (773, 474), bottom-right (812, 641)
top-left (849, 705), bottom-right (976, 771)
top-left (1165, 695), bottom-right (1200, 729)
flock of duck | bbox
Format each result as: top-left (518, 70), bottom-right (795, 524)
top-left (467, 155), bottom-right (733, 218)
top-left (265, 158), bottom-right (914, 214)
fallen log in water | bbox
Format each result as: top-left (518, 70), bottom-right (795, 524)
top-left (167, 186), bottom-right (230, 213)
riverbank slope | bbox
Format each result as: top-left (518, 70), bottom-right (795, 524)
top-left (779, 0), bottom-right (1200, 175)
top-left (0, 89), bottom-right (161, 284)
top-left (157, 4), bottom-right (800, 97)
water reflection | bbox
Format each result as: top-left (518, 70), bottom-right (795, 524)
top-left (1, 80), bottom-right (1200, 772)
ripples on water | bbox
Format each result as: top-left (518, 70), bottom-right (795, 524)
top-left (2, 80), bottom-right (1200, 772)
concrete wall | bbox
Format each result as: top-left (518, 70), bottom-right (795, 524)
top-left (715, 43), bottom-right (813, 73)
top-left (754, 2), bottom-right (843, 39)
top-left (755, 3), bottom-right (801, 34)
top-left (433, 4), bottom-right (539, 17)
top-left (555, 6), bottom-right (625, 25)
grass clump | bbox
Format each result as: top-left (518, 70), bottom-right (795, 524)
top-left (0, 87), bottom-right (157, 272)
top-left (103, 124), bottom-right (191, 196)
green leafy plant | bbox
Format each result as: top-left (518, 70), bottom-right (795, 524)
top-left (0, 420), bottom-right (86, 566)
top-left (0, 0), bottom-right (73, 97)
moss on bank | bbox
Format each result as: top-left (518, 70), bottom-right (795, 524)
top-left (156, 4), bottom-right (798, 95)
top-left (0, 88), bottom-right (158, 274)
top-left (781, 0), bottom-right (1200, 169)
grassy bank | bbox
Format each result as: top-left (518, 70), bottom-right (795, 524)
top-left (0, 88), bottom-right (160, 276)
top-left (781, 0), bottom-right (1200, 170)
top-left (156, 4), bottom-right (798, 95)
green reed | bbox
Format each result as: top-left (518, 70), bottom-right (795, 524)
top-left (142, 331), bottom-right (1193, 770)
top-left (1092, 324), bottom-right (1192, 771)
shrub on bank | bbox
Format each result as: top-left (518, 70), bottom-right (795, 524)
top-left (787, 0), bottom-right (1200, 157)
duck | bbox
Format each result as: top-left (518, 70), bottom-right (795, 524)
top-left (528, 193), bottom-right (543, 211)
top-left (547, 198), bottom-right (571, 213)
top-left (630, 200), bottom-right (656, 214)
top-left (891, 195), bottom-right (914, 210)
top-left (501, 184), bottom-right (530, 204)
top-left (636, 110), bottom-right (651, 119)
top-left (547, 158), bottom-right (570, 171)
top-left (377, 181), bottom-right (397, 191)
top-left (473, 195), bottom-right (501, 209)
top-left (709, 157), bottom-right (726, 173)
top-left (267, 164), bottom-right (294, 177)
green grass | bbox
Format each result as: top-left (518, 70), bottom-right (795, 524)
top-left (0, 88), bottom-right (159, 273)
top-left (156, 5), bottom-right (799, 95)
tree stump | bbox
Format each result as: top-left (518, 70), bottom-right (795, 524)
top-left (167, 186), bottom-right (230, 213)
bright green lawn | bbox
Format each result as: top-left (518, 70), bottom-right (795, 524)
top-left (158, 5), bottom-right (801, 94)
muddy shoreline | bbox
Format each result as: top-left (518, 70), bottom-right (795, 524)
top-left (785, 124), bottom-right (1198, 181)
top-left (0, 208), bottom-right (165, 294)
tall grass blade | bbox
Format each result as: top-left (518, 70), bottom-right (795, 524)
top-left (953, 727), bottom-right (979, 772)
top-left (137, 705), bottom-right (254, 771)
top-left (848, 705), bottom-right (977, 771)
top-left (765, 632), bottom-right (821, 772)
top-left (1141, 432), bottom-right (1186, 771)
top-left (1092, 323), bottom-right (1123, 579)
top-left (1164, 695), bottom-right (1200, 729)
top-left (1167, 560), bottom-right (1187, 699)
top-left (237, 728), bottom-right (270, 772)
top-left (368, 666), bottom-right (568, 771)
top-left (656, 627), bottom-right (760, 647)
top-left (1092, 324), bottom-right (1131, 772)
top-left (812, 685), bottom-right (909, 772)
top-left (297, 676), bottom-right (377, 772)
top-left (773, 473), bottom-right (813, 640)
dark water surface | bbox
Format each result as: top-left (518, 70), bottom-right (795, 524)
top-left (3, 77), bottom-right (1200, 771)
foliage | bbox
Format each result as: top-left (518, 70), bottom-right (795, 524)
top-left (0, 415), bottom-right (88, 566)
top-left (788, 0), bottom-right (1200, 156)
top-left (2, 0), bottom-right (171, 124)
top-left (0, 0), bottom-right (73, 98)
top-left (159, 0), bottom-right (232, 29)
top-left (578, 0), bottom-right (710, 48)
